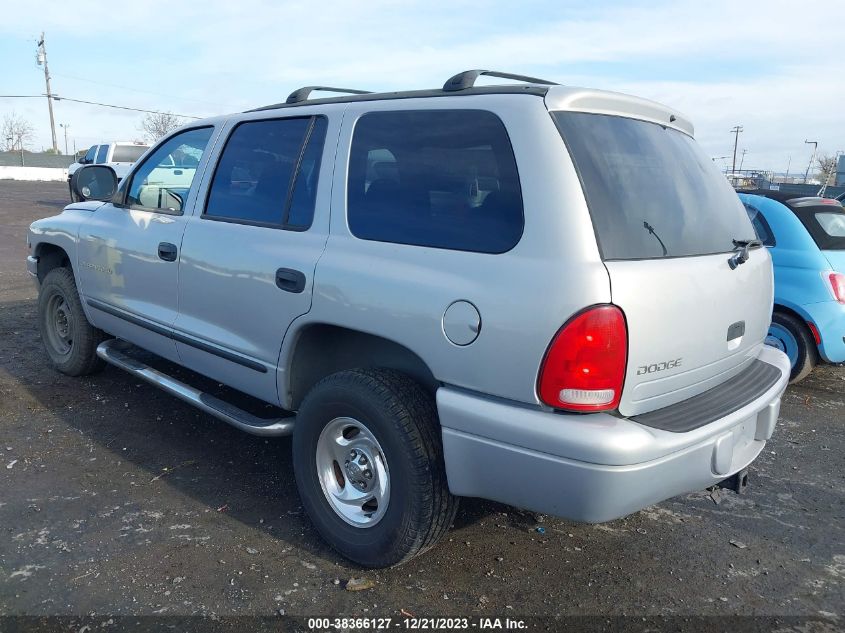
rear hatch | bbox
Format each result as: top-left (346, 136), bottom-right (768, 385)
top-left (552, 111), bottom-right (772, 417)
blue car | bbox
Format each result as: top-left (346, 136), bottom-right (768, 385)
top-left (738, 193), bottom-right (845, 382)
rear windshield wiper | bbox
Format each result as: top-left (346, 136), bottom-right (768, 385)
top-left (643, 221), bottom-right (668, 257)
top-left (728, 238), bottom-right (763, 269)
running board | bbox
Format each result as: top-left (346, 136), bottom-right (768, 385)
top-left (96, 339), bottom-right (295, 437)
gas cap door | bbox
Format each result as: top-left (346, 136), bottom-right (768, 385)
top-left (442, 301), bottom-right (481, 346)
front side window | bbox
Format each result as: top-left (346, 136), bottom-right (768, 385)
top-left (204, 116), bottom-right (327, 228)
top-left (125, 127), bottom-right (213, 213)
top-left (94, 145), bottom-right (109, 164)
top-left (347, 110), bottom-right (524, 253)
top-left (743, 203), bottom-right (776, 246)
top-left (553, 111), bottom-right (755, 260)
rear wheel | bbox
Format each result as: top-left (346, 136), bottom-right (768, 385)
top-left (765, 311), bottom-right (817, 383)
top-left (38, 267), bottom-right (106, 376)
top-left (292, 368), bottom-right (458, 567)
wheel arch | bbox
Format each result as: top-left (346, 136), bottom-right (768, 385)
top-left (34, 242), bottom-right (72, 283)
top-left (282, 323), bottom-right (438, 411)
top-left (772, 302), bottom-right (817, 347)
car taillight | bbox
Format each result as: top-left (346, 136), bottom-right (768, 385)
top-left (829, 272), bottom-right (845, 304)
top-left (538, 305), bottom-right (628, 412)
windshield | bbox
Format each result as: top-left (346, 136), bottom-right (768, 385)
top-left (112, 145), bottom-right (149, 163)
top-left (552, 111), bottom-right (754, 260)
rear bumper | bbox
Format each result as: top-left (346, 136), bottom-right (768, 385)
top-left (806, 300), bottom-right (845, 363)
top-left (438, 345), bottom-right (790, 522)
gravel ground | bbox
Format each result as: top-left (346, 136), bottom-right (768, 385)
top-left (0, 181), bottom-right (842, 626)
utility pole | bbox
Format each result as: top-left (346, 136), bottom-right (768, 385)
top-left (59, 123), bottom-right (70, 155)
top-left (36, 32), bottom-right (58, 153)
top-left (739, 148), bottom-right (748, 171)
top-left (730, 125), bottom-right (743, 177)
top-left (784, 156), bottom-right (791, 182)
top-left (803, 140), bottom-right (818, 184)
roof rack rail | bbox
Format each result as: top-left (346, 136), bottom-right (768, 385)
top-left (442, 69), bottom-right (558, 92)
top-left (286, 86), bottom-right (372, 104)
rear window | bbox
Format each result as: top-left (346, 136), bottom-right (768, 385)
top-left (347, 110), bottom-right (524, 254)
top-left (553, 112), bottom-right (754, 260)
top-left (112, 145), bottom-right (148, 163)
top-left (791, 206), bottom-right (845, 250)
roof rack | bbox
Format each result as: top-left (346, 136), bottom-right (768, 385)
top-left (286, 86), bottom-right (372, 104)
top-left (442, 69), bottom-right (558, 92)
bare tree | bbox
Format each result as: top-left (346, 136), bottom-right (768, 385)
top-left (817, 154), bottom-right (838, 185)
top-left (2, 111), bottom-right (34, 151)
top-left (139, 112), bottom-right (182, 142)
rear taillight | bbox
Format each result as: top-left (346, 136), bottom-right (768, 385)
top-left (538, 305), bottom-right (628, 412)
top-left (828, 272), bottom-right (845, 304)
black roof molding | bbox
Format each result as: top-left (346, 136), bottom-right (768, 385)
top-left (442, 69), bottom-right (558, 92)
top-left (285, 86), bottom-right (372, 104)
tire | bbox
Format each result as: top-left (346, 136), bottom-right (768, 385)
top-left (766, 311), bottom-right (817, 383)
top-left (38, 267), bottom-right (106, 376)
top-left (292, 368), bottom-right (458, 567)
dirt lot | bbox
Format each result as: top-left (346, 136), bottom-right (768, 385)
top-left (0, 181), bottom-right (843, 625)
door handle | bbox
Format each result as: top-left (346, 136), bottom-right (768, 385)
top-left (275, 268), bottom-right (306, 293)
top-left (158, 242), bottom-right (178, 262)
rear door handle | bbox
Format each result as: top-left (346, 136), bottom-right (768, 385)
top-left (158, 242), bottom-right (178, 262)
top-left (275, 268), bottom-right (306, 293)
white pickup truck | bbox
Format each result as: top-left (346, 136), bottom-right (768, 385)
top-left (67, 142), bottom-right (149, 201)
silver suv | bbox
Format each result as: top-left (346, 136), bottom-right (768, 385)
top-left (27, 70), bottom-right (790, 567)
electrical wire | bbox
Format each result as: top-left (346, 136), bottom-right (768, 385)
top-left (0, 94), bottom-right (202, 119)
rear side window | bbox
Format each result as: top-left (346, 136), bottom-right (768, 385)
top-left (743, 203), bottom-right (776, 246)
top-left (553, 112), bottom-right (754, 260)
top-left (112, 145), bottom-right (148, 163)
top-left (83, 145), bottom-right (97, 163)
top-left (205, 116), bottom-right (326, 229)
top-left (95, 145), bottom-right (109, 164)
top-left (347, 110), bottom-right (524, 253)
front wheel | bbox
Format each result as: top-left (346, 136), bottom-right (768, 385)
top-left (292, 369), bottom-right (458, 567)
top-left (38, 267), bottom-right (106, 376)
top-left (765, 311), bottom-right (817, 383)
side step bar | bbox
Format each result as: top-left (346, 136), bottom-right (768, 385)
top-left (96, 339), bottom-right (295, 437)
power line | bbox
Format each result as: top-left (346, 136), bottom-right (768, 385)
top-left (53, 96), bottom-right (202, 119)
top-left (0, 94), bottom-right (201, 119)
top-left (51, 71), bottom-right (234, 110)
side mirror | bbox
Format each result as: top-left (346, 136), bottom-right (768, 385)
top-left (71, 165), bottom-right (118, 202)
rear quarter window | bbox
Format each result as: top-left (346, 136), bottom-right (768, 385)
top-left (347, 110), bottom-right (524, 254)
top-left (743, 203), bottom-right (776, 246)
top-left (112, 145), bottom-right (148, 163)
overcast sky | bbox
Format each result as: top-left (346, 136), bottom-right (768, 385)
top-left (1, 0), bottom-right (843, 173)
